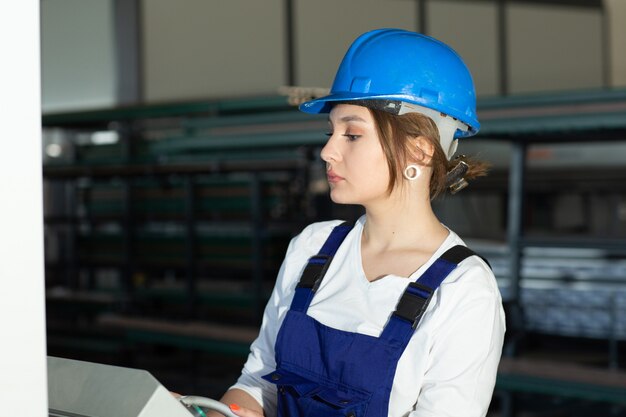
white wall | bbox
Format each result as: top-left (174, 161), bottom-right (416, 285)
top-left (430, 1), bottom-right (500, 97)
top-left (40, 1), bottom-right (609, 110)
top-left (508, 3), bottom-right (604, 94)
top-left (40, 0), bottom-right (117, 112)
top-left (294, 0), bottom-right (418, 88)
top-left (0, 0), bottom-right (48, 415)
top-left (142, 0), bottom-right (286, 103)
top-left (605, 0), bottom-right (626, 87)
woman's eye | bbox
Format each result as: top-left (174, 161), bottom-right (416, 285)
top-left (324, 132), bottom-right (361, 141)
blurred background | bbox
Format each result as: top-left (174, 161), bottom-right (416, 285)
top-left (40, 0), bottom-right (626, 416)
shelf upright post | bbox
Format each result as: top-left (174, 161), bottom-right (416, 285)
top-left (83, 179), bottom-right (94, 290)
top-left (67, 173), bottom-right (79, 291)
top-left (506, 138), bottom-right (527, 347)
top-left (184, 174), bottom-right (197, 318)
top-left (61, 129), bottom-right (80, 292)
top-left (119, 121), bottom-right (135, 313)
top-left (250, 173), bottom-right (265, 324)
top-left (500, 137), bottom-right (526, 417)
top-left (609, 292), bottom-right (619, 370)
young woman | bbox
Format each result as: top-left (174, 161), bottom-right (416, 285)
top-left (214, 28), bottom-right (505, 417)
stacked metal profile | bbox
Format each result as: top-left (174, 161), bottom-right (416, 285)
top-left (479, 245), bottom-right (626, 340)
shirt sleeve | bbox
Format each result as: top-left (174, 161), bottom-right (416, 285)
top-left (228, 221), bottom-right (337, 416)
top-left (228, 240), bottom-right (293, 416)
top-left (410, 261), bottom-right (506, 417)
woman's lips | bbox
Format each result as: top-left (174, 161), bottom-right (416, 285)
top-left (327, 170), bottom-right (344, 184)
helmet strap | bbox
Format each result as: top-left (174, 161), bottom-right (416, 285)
top-left (446, 159), bottom-right (470, 194)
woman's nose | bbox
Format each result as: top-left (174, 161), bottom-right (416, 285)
top-left (320, 135), bottom-right (340, 163)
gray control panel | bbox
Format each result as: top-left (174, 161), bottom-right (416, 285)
top-left (48, 356), bottom-right (196, 417)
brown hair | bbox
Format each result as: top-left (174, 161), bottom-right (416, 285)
top-left (368, 108), bottom-right (489, 199)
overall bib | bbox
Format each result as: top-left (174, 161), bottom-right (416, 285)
top-left (263, 222), bottom-right (483, 417)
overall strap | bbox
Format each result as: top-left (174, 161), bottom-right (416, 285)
top-left (380, 245), bottom-right (488, 344)
top-left (289, 221), bottom-right (354, 313)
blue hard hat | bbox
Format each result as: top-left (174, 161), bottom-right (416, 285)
top-left (300, 28), bottom-right (480, 138)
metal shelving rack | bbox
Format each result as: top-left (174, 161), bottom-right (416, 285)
top-left (477, 88), bottom-right (626, 366)
top-left (42, 96), bottom-right (335, 338)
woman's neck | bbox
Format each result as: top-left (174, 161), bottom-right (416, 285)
top-left (361, 191), bottom-right (448, 253)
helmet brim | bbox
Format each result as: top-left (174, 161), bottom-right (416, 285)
top-left (300, 93), bottom-right (479, 138)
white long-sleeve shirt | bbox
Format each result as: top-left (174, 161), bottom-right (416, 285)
top-left (231, 216), bottom-right (506, 417)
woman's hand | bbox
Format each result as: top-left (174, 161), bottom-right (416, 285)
top-left (202, 389), bottom-right (264, 417)
top-left (228, 403), bottom-right (265, 417)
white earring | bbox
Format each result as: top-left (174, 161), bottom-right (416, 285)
top-left (403, 165), bottom-right (421, 181)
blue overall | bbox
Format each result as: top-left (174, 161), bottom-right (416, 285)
top-left (263, 222), bottom-right (483, 417)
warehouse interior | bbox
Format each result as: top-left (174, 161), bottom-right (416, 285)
top-left (3, 0), bottom-right (626, 416)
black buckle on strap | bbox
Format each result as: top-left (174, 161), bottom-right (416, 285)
top-left (297, 255), bottom-right (333, 292)
top-left (393, 282), bottom-right (434, 329)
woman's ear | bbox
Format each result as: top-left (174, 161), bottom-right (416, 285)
top-left (408, 135), bottom-right (435, 165)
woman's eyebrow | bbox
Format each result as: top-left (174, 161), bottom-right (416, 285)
top-left (328, 115), bottom-right (368, 123)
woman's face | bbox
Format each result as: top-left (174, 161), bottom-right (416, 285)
top-left (321, 104), bottom-right (391, 206)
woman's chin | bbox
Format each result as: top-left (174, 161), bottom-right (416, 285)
top-left (329, 191), bottom-right (356, 205)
